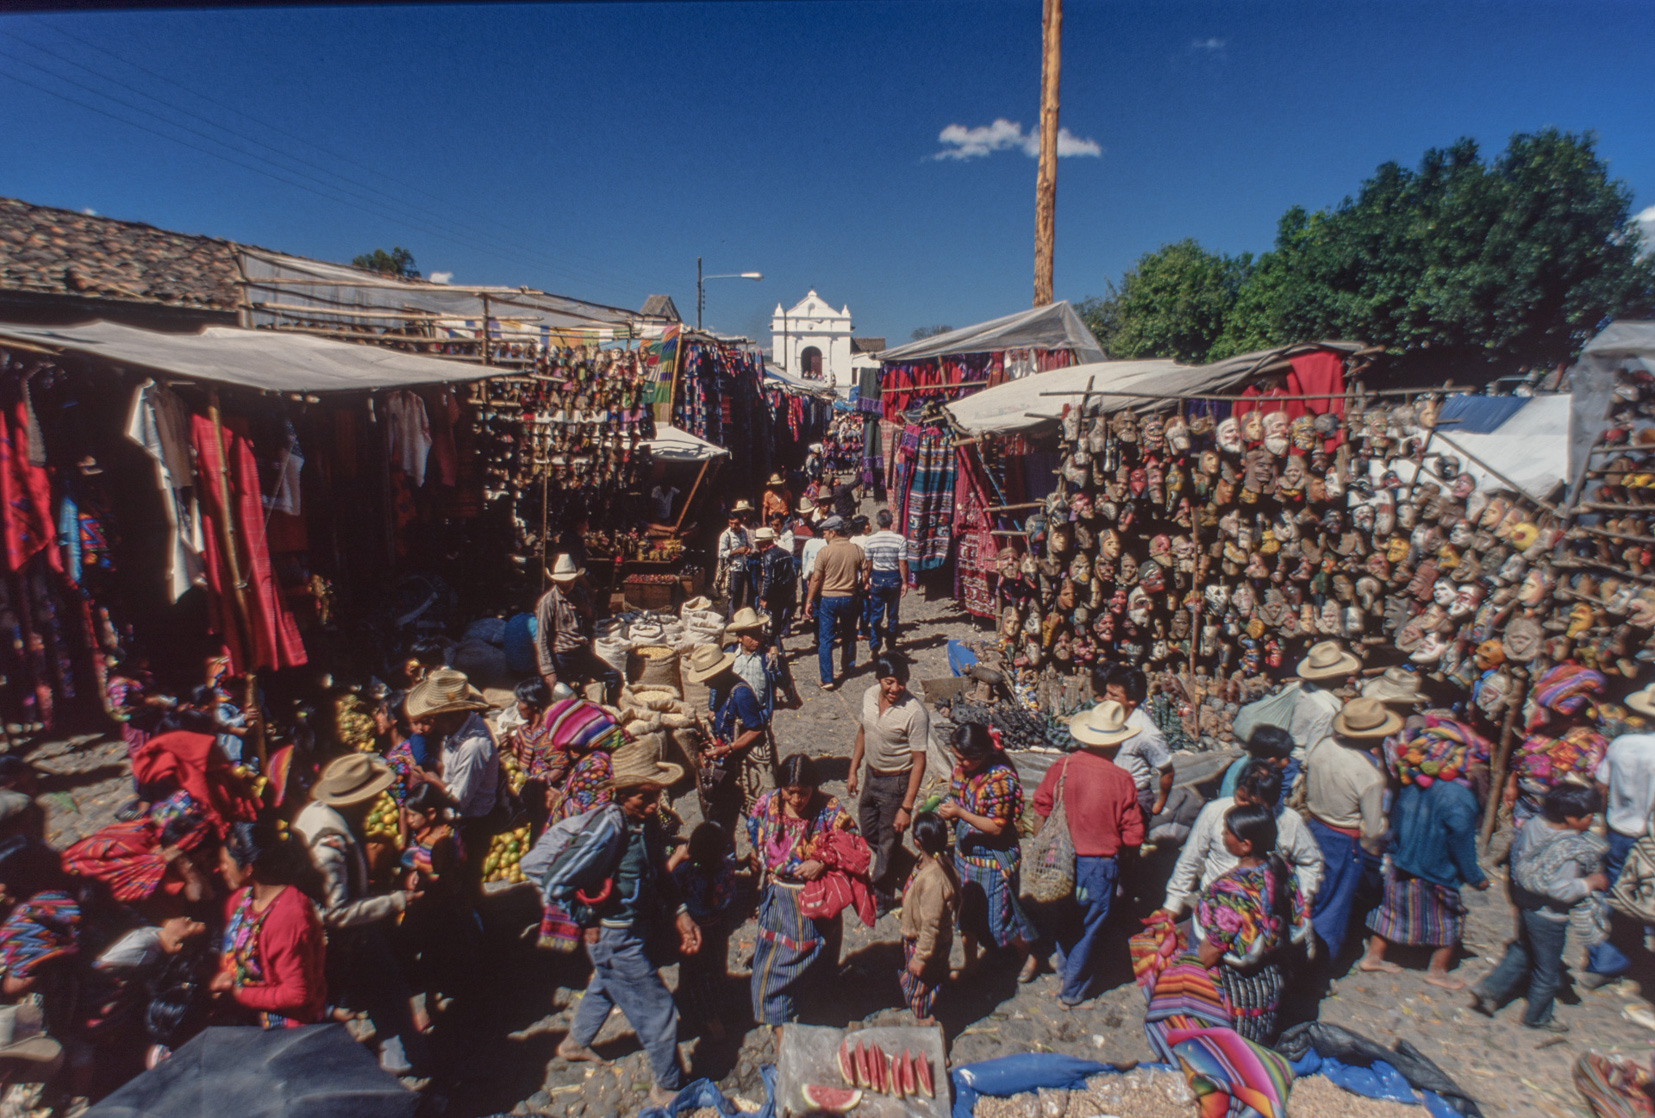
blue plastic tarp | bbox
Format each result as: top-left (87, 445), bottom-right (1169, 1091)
top-left (950, 1054), bottom-right (1176, 1118)
top-left (1435, 394), bottom-right (1530, 434)
top-left (1288, 1052), bottom-right (1459, 1118)
top-left (638, 1066), bottom-right (777, 1118)
top-left (947, 640), bottom-right (979, 676)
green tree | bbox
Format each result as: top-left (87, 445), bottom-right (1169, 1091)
top-left (1094, 239), bottom-right (1250, 364)
top-left (352, 246), bottom-right (420, 279)
top-left (910, 324), bottom-right (954, 341)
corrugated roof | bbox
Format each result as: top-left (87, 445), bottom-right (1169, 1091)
top-left (851, 337), bottom-right (885, 354)
top-left (640, 294), bottom-right (681, 321)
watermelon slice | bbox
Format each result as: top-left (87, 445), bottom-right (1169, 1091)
top-left (837, 1040), bottom-right (855, 1086)
top-left (888, 1052), bottom-right (904, 1099)
top-left (854, 1040), bottom-right (869, 1089)
top-left (915, 1053), bottom-right (935, 1099)
top-left (869, 1044), bottom-right (886, 1093)
top-left (801, 1084), bottom-right (862, 1113)
top-left (900, 1049), bottom-right (918, 1098)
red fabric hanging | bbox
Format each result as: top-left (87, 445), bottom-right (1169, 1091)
top-left (190, 415), bottom-right (308, 673)
top-left (0, 400), bottom-right (59, 574)
top-left (1284, 351), bottom-right (1347, 423)
top-left (130, 731), bottom-right (261, 836)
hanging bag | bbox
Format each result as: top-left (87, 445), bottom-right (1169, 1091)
top-left (1026, 757), bottom-right (1077, 904)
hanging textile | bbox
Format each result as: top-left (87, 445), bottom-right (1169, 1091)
top-left (385, 390), bottom-right (433, 487)
top-left (0, 395), bottom-right (60, 575)
top-left (900, 425), bottom-right (956, 573)
top-left (953, 448), bottom-right (998, 618)
top-left (124, 379), bottom-right (204, 602)
top-left (190, 414), bottom-right (307, 673)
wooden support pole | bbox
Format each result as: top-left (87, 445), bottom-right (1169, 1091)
top-left (206, 389), bottom-right (266, 772)
top-left (1481, 667), bottom-right (1528, 848)
top-left (1033, 0), bottom-right (1061, 307)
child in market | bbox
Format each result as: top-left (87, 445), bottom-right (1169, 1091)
top-left (1471, 782), bottom-right (1608, 1032)
top-left (899, 812), bottom-right (959, 1025)
top-left (400, 783), bottom-right (480, 1019)
top-left (669, 822), bottom-right (738, 1040)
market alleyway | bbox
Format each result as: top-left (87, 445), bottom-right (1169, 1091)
top-left (28, 591), bottom-right (1654, 1118)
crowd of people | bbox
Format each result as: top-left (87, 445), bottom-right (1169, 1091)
top-left (7, 468), bottom-right (1655, 1116)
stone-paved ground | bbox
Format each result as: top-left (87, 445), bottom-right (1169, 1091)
top-left (18, 592), bottom-right (1655, 1118)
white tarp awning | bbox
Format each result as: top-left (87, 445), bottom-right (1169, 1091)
top-left (875, 302), bottom-right (1105, 364)
top-left (1570, 321), bottom-right (1655, 481)
top-left (946, 359), bottom-right (1192, 435)
top-left (0, 319), bottom-right (500, 392)
top-left (644, 424), bottom-right (730, 462)
top-left (1374, 394), bottom-right (1572, 504)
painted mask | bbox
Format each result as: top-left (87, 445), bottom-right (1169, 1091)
top-left (1290, 415), bottom-right (1317, 452)
top-left (1129, 468), bottom-right (1148, 496)
top-left (1100, 529), bottom-right (1122, 559)
top-left (1452, 473), bottom-right (1476, 500)
top-left (1432, 577), bottom-right (1457, 607)
top-left (1111, 410), bottom-right (1139, 443)
top-left (1166, 416), bottom-right (1191, 452)
top-left (1449, 520), bottom-right (1474, 548)
top-left (1231, 584), bottom-right (1255, 615)
top-left (1142, 416), bottom-right (1166, 453)
top-left (1216, 417), bottom-right (1243, 454)
top-left (1118, 552), bottom-right (1139, 585)
top-left (1353, 503), bottom-right (1376, 533)
top-left (1240, 410), bottom-right (1265, 443)
top-left (1140, 559), bottom-right (1167, 594)
top-left (1150, 534), bottom-right (1173, 561)
top-left (1519, 566), bottom-right (1552, 607)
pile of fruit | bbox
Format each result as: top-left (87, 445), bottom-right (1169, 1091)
top-left (803, 1038), bottom-right (936, 1111)
top-left (363, 791), bottom-right (401, 847)
top-left (335, 694), bottom-right (377, 752)
top-left (498, 746), bottom-right (527, 795)
top-left (482, 823), bottom-right (532, 886)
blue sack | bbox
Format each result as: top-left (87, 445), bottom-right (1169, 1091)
top-left (947, 640), bottom-right (979, 677)
top-left (635, 1078), bottom-right (739, 1118)
top-left (951, 1054), bottom-right (1176, 1118)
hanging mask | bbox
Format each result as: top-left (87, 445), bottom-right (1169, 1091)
top-left (1140, 559), bottom-right (1167, 594)
top-left (1496, 553), bottom-right (1527, 585)
top-left (1353, 503), bottom-right (1376, 534)
top-left (1216, 418), bottom-right (1243, 454)
top-left (1280, 455), bottom-right (1307, 492)
top-left (1432, 577), bottom-right (1457, 607)
top-left (1449, 519), bottom-right (1474, 548)
top-left (1166, 416), bottom-right (1191, 452)
top-left (1325, 468), bottom-right (1346, 501)
top-left (1231, 583), bottom-right (1256, 615)
top-left (1241, 410), bottom-right (1265, 443)
top-left (1069, 553), bottom-right (1093, 583)
top-left (1129, 468), bottom-right (1148, 497)
top-left (1119, 552), bottom-right (1140, 585)
top-left (1199, 450), bottom-right (1220, 476)
top-left (1479, 496), bottom-right (1511, 532)
top-left (1452, 473), bottom-right (1476, 501)
top-left (1146, 464), bottom-right (1166, 504)
top-left (1142, 416), bottom-right (1166, 453)
top-left (1111, 410), bottom-right (1139, 444)
top-left (1100, 529), bottom-right (1122, 560)
top-left (1263, 409), bottom-right (1290, 445)
top-left (1375, 496), bottom-right (1397, 538)
top-left (1205, 583), bottom-right (1230, 612)
top-left (1257, 528), bottom-right (1280, 556)
top-left (1629, 591), bottom-right (1655, 629)
top-left (1087, 415), bottom-right (1109, 455)
top-left (1150, 534), bottom-right (1173, 561)
top-left (1519, 566), bottom-right (1552, 607)
top-left (1451, 583), bottom-right (1484, 619)
top-left (1287, 415), bottom-right (1316, 453)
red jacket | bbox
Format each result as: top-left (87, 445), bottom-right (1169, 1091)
top-left (224, 886), bottom-right (327, 1025)
top-left (1032, 752), bottom-right (1145, 857)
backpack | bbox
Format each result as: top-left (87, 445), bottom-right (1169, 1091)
top-left (761, 547), bottom-right (798, 603)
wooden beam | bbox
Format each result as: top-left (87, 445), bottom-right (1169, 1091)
top-left (1033, 0), bottom-right (1061, 307)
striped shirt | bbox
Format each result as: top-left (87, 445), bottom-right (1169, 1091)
top-left (858, 530), bottom-right (906, 573)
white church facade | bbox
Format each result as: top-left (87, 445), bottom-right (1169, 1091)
top-left (770, 290), bottom-right (883, 387)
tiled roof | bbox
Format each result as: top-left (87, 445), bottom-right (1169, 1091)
top-left (640, 294), bottom-right (681, 321)
top-left (851, 337), bottom-right (886, 354)
top-left (0, 196), bottom-right (243, 309)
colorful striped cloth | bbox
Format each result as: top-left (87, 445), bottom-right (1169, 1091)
top-left (1131, 914), bottom-right (1235, 1062)
top-left (1573, 1052), bottom-right (1655, 1118)
top-left (0, 890), bottom-right (83, 980)
top-left (1366, 869), bottom-right (1466, 947)
top-left (544, 697), bottom-right (626, 755)
top-left (900, 427), bottom-right (956, 572)
top-left (1166, 1027), bottom-right (1293, 1118)
top-left (1385, 717), bottom-right (1490, 789)
top-left (1530, 662), bottom-right (1607, 723)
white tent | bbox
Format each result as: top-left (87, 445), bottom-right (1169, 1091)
top-left (1568, 321), bottom-right (1655, 484)
top-left (643, 424), bottom-right (730, 462)
top-left (0, 319), bottom-right (496, 391)
top-left (874, 302), bottom-right (1105, 364)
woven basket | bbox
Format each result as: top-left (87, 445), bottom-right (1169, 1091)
top-left (631, 645), bottom-right (683, 693)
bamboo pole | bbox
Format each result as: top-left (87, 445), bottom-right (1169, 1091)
top-left (1430, 430), bottom-right (1563, 516)
top-left (1481, 666), bottom-right (1528, 847)
top-left (205, 389), bottom-right (266, 772)
top-left (1033, 0), bottom-right (1061, 306)
top-left (672, 457), bottom-right (713, 536)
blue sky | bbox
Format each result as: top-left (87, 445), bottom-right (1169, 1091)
top-left (1, 2), bottom-right (1652, 345)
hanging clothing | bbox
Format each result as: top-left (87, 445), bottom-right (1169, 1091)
top-left (385, 391), bottom-right (433, 486)
top-left (901, 426), bottom-right (956, 573)
top-left (0, 395), bottom-right (60, 575)
top-left (124, 379), bottom-right (204, 601)
top-left (190, 413), bottom-right (308, 672)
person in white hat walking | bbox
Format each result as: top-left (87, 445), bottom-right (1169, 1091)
top-left (541, 739), bottom-right (697, 1107)
top-left (717, 503), bottom-right (754, 612)
top-left (1302, 696), bottom-right (1396, 960)
top-left (292, 753), bottom-right (429, 1077)
top-left (402, 668), bottom-right (507, 897)
top-left (534, 554), bottom-right (620, 705)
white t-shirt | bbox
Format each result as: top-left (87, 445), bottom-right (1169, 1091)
top-left (1117, 707), bottom-right (1173, 809)
top-left (1596, 733), bottom-right (1655, 837)
top-left (800, 536), bottom-right (827, 582)
top-left (650, 485), bottom-right (680, 521)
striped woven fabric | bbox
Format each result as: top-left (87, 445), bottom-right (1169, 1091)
top-left (1165, 1026), bottom-right (1293, 1118)
top-left (544, 697), bottom-right (625, 755)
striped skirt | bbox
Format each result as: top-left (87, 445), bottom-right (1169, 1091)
top-left (1366, 869), bottom-right (1465, 948)
top-left (955, 849), bottom-right (1037, 951)
top-left (1215, 961), bottom-right (1284, 1046)
top-left (1141, 952), bottom-right (1234, 1065)
top-left (751, 884), bottom-right (836, 1026)
top-left (898, 937), bottom-right (943, 1019)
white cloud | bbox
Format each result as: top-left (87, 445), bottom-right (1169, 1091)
top-left (428, 271), bottom-right (453, 284)
top-left (81, 207), bottom-right (96, 216)
top-left (1191, 37), bottom-right (1226, 50)
top-left (932, 118), bottom-right (1102, 161)
top-left (1636, 206), bottom-right (1655, 258)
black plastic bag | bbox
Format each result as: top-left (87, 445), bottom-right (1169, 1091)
top-left (1276, 1022), bottom-right (1482, 1118)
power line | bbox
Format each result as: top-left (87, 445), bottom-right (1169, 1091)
top-left (0, 30), bottom-right (666, 298)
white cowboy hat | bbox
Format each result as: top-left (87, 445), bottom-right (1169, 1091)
top-left (730, 499), bottom-right (754, 514)
top-left (405, 666), bottom-right (489, 720)
top-left (600, 735), bottom-right (685, 791)
top-left (1361, 665), bottom-right (1426, 707)
top-left (1627, 682), bottom-right (1655, 718)
top-left (767, 472), bottom-right (786, 486)
top-left (753, 526), bottom-right (777, 545)
top-left (311, 753), bottom-right (396, 807)
top-left (0, 1004), bottom-right (61, 1065)
top-left (725, 607), bottom-right (768, 633)
top-left (683, 644), bottom-right (736, 684)
top-left (1296, 640), bottom-right (1360, 681)
top-left (1332, 697), bottom-right (1404, 740)
top-left (797, 496), bottom-right (816, 514)
top-left (1068, 701), bottom-right (1140, 748)
top-left (549, 553), bottom-right (585, 583)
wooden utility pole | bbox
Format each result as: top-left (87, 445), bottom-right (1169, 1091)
top-left (1033, 0), bottom-right (1062, 307)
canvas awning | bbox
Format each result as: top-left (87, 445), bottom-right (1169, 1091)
top-left (643, 424), bottom-right (729, 462)
top-left (1569, 320), bottom-right (1655, 482)
top-left (0, 319), bottom-right (499, 392)
top-left (875, 302), bottom-right (1105, 364)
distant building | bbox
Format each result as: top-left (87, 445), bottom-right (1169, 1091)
top-left (640, 294), bottom-right (681, 322)
top-left (771, 290), bottom-right (884, 386)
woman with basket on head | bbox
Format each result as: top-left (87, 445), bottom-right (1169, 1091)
top-left (1031, 702), bottom-right (1145, 1007)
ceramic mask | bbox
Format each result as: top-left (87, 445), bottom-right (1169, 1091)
top-left (1166, 416), bottom-right (1191, 452)
top-left (1216, 418), bottom-right (1243, 454)
top-left (1432, 578), bottom-right (1457, 607)
top-left (1519, 567), bottom-right (1552, 607)
top-left (1450, 520), bottom-right (1474, 548)
top-left (1452, 473), bottom-right (1476, 500)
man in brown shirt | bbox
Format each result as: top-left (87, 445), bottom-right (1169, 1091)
top-left (803, 517), bottom-right (866, 690)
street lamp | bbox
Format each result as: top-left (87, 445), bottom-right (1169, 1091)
top-left (696, 256), bottom-right (763, 330)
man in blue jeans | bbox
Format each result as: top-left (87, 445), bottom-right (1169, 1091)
top-left (859, 509), bottom-right (910, 656)
top-left (1585, 713), bottom-right (1655, 986)
top-left (802, 517), bottom-right (865, 691)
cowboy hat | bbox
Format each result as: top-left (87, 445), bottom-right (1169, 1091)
top-left (1333, 697), bottom-right (1404, 740)
top-left (405, 666), bottom-right (489, 720)
top-left (767, 472), bottom-right (786, 486)
top-left (730, 499), bottom-right (754, 514)
top-left (1627, 682), bottom-right (1655, 718)
top-left (601, 735), bottom-right (685, 791)
top-left (1361, 665), bottom-right (1426, 707)
top-left (753, 526), bottom-right (777, 545)
top-left (1068, 701), bottom-right (1140, 748)
top-left (797, 496), bottom-right (816, 514)
top-left (1296, 640), bottom-right (1360, 680)
top-left (312, 752), bottom-right (396, 807)
top-left (0, 1004), bottom-right (61, 1064)
top-left (725, 607), bottom-right (767, 633)
top-left (549, 553), bottom-right (585, 583)
top-left (683, 644), bottom-right (735, 684)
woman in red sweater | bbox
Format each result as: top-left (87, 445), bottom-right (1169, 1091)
top-left (211, 821), bottom-right (326, 1028)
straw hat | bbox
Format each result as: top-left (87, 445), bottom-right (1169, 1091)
top-left (683, 644), bottom-right (735, 684)
top-left (0, 1004), bottom-right (62, 1065)
top-left (767, 472), bottom-right (786, 486)
top-left (730, 499), bottom-right (754, 514)
top-left (601, 735), bottom-right (685, 791)
top-left (312, 753), bottom-right (396, 807)
top-left (1068, 701), bottom-right (1141, 748)
top-left (797, 496), bottom-right (816, 514)
top-left (1361, 666), bottom-right (1426, 707)
top-left (1627, 682), bottom-right (1655, 718)
top-left (1332, 697), bottom-right (1404, 740)
top-left (405, 666), bottom-right (488, 720)
top-left (753, 526), bottom-right (777, 545)
top-left (725, 607), bottom-right (767, 634)
top-left (549, 553), bottom-right (585, 583)
top-left (1296, 640), bottom-right (1360, 681)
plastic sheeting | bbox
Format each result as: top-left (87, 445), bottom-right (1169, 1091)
top-left (0, 319), bottom-right (498, 392)
top-left (874, 302), bottom-right (1106, 365)
top-left (643, 424), bottom-right (730, 462)
top-left (1569, 320), bottom-right (1655, 490)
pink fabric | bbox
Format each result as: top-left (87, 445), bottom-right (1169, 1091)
top-left (0, 400), bottom-right (59, 574)
top-left (799, 827), bottom-right (876, 927)
top-left (130, 731), bottom-right (260, 836)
